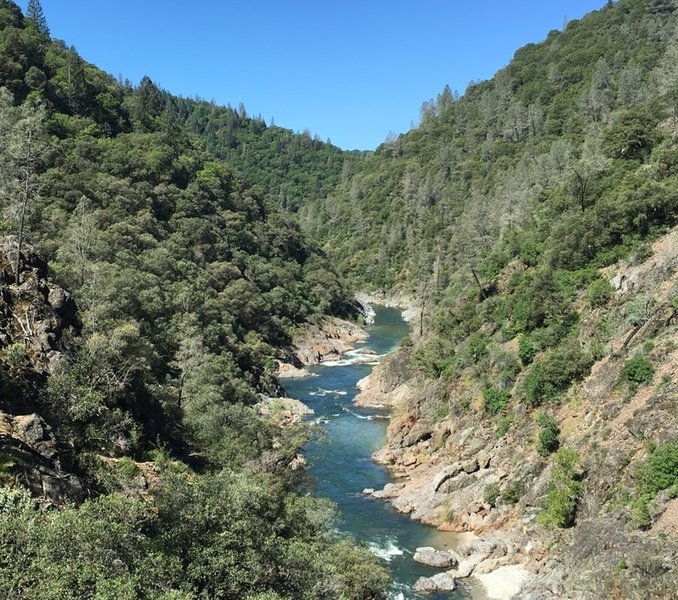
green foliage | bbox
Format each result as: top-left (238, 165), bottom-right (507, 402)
top-left (433, 401), bottom-right (449, 422)
top-left (0, 472), bottom-right (389, 599)
top-left (483, 385), bottom-right (511, 416)
top-left (620, 352), bottom-right (655, 387)
top-left (501, 479), bottom-right (524, 505)
top-left (0, 485), bottom-right (34, 515)
top-left (536, 412), bottom-right (560, 457)
top-left (483, 483), bottom-right (500, 506)
top-left (440, 499), bottom-right (454, 523)
top-left (586, 277), bottom-right (613, 308)
top-left (523, 342), bottom-right (593, 406)
top-left (631, 442), bottom-right (678, 528)
top-left (640, 442), bottom-right (678, 496)
top-left (0, 13), bottom-right (388, 600)
top-left (496, 414), bottom-right (513, 438)
top-left (538, 448), bottom-right (583, 529)
top-left (518, 334), bottom-right (538, 365)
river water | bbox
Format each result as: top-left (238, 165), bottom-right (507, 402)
top-left (282, 306), bottom-right (472, 600)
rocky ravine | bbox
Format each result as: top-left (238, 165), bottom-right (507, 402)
top-left (355, 232), bottom-right (678, 599)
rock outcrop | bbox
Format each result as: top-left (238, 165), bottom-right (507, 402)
top-left (0, 236), bottom-right (85, 506)
top-left (0, 236), bottom-right (78, 378)
top-left (0, 411), bottom-right (86, 506)
top-left (277, 316), bottom-right (368, 373)
top-left (413, 571), bottom-right (456, 593)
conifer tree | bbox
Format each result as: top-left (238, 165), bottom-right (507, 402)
top-left (27, 0), bottom-right (49, 36)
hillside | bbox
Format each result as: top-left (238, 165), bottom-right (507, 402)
top-left (321, 0), bottom-right (678, 596)
top-left (301, 0), bottom-right (678, 291)
top-left (2, 0), bottom-right (678, 598)
top-left (0, 2), bottom-right (388, 598)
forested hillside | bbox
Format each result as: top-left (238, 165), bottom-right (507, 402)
top-left (2, 0), bottom-right (678, 597)
top-left (327, 0), bottom-right (678, 596)
top-left (302, 0), bottom-right (678, 291)
top-left (0, 2), bottom-right (388, 598)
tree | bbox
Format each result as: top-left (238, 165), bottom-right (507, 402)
top-left (0, 91), bottom-right (47, 285)
top-left (57, 195), bottom-right (96, 289)
top-left (26, 0), bottom-right (49, 36)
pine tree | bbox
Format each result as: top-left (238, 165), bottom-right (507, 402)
top-left (27, 0), bottom-right (49, 36)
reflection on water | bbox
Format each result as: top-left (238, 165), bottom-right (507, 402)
top-left (282, 306), bottom-right (469, 600)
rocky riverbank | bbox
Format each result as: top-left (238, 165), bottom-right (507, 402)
top-left (276, 316), bottom-right (369, 377)
top-left (352, 231), bottom-right (678, 599)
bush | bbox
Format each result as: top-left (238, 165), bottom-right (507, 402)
top-left (631, 442), bottom-right (678, 527)
top-left (496, 414), bottom-right (513, 437)
top-left (620, 353), bottom-right (654, 387)
top-left (536, 413), bottom-right (560, 457)
top-left (538, 448), bottom-right (583, 529)
top-left (483, 385), bottom-right (511, 415)
top-left (518, 334), bottom-right (538, 365)
top-left (586, 278), bottom-right (612, 307)
top-left (484, 483), bottom-right (500, 506)
top-left (523, 342), bottom-right (593, 406)
top-left (501, 479), bottom-right (524, 505)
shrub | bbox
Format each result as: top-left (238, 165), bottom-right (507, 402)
top-left (501, 480), bottom-right (524, 505)
top-left (496, 414), bottom-right (513, 438)
top-left (0, 486), bottom-right (34, 515)
top-left (483, 386), bottom-right (511, 415)
top-left (441, 500), bottom-right (454, 523)
top-left (484, 483), bottom-right (500, 506)
top-left (586, 278), bottom-right (612, 307)
top-left (433, 402), bottom-right (449, 422)
top-left (620, 353), bottom-right (654, 387)
top-left (536, 413), bottom-right (560, 457)
top-left (538, 448), bottom-right (583, 529)
top-left (631, 442), bottom-right (678, 527)
top-left (518, 334), bottom-right (538, 365)
top-left (523, 343), bottom-right (593, 406)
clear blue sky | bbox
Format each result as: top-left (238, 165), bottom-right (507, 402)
top-left (31, 1), bottom-right (606, 150)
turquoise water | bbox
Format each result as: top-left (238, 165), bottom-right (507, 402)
top-left (282, 306), bottom-right (469, 599)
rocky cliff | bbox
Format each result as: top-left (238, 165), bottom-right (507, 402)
top-left (0, 236), bottom-right (86, 506)
top-left (358, 230), bottom-right (678, 599)
top-left (277, 316), bottom-right (369, 376)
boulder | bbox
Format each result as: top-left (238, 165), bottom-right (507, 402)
top-left (462, 457), bottom-right (479, 474)
top-left (413, 572), bottom-right (456, 593)
top-left (413, 546), bottom-right (459, 568)
top-left (11, 414), bottom-right (57, 460)
top-left (432, 463), bottom-right (463, 492)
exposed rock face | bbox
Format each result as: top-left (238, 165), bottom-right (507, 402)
top-left (0, 236), bottom-right (78, 377)
top-left (0, 412), bottom-right (86, 506)
top-left (277, 316), bottom-right (368, 373)
top-left (0, 236), bottom-right (85, 506)
top-left (354, 349), bottom-right (415, 407)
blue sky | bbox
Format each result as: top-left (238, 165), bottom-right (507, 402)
top-left (31, 1), bottom-right (606, 150)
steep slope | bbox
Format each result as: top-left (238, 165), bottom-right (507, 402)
top-left (302, 0), bottom-right (678, 291)
top-left (327, 0), bottom-right (678, 596)
top-left (0, 2), bottom-right (388, 598)
top-left (359, 228), bottom-right (678, 597)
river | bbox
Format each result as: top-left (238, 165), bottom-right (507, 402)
top-left (282, 306), bottom-right (474, 600)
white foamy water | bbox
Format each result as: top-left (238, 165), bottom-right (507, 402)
top-left (321, 347), bottom-right (385, 367)
top-left (368, 537), bottom-right (404, 562)
top-left (342, 407), bottom-right (376, 420)
top-left (387, 583), bottom-right (411, 600)
top-left (308, 388), bottom-right (349, 397)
